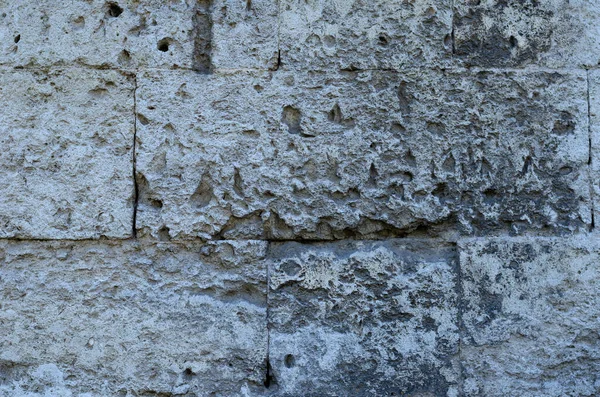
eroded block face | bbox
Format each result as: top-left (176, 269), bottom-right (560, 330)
top-left (267, 240), bottom-right (459, 396)
top-left (279, 0), bottom-right (453, 70)
top-left (459, 237), bottom-right (600, 397)
top-left (0, 69), bottom-right (134, 239)
top-left (0, 0), bottom-right (277, 70)
top-left (0, 240), bottom-right (267, 396)
top-left (136, 70), bottom-right (589, 240)
top-left (211, 0), bottom-right (279, 70)
top-left (453, 0), bottom-right (600, 68)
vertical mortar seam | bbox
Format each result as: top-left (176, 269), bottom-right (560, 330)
top-left (455, 243), bottom-right (465, 397)
top-left (587, 69), bottom-right (595, 231)
top-left (264, 241), bottom-right (272, 388)
top-left (132, 73), bottom-right (139, 238)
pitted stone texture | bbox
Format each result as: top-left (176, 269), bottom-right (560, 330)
top-left (267, 240), bottom-right (460, 396)
top-left (136, 69), bottom-right (589, 240)
top-left (453, 0), bottom-right (600, 68)
top-left (0, 240), bottom-right (267, 396)
top-left (279, 0), bottom-right (452, 70)
top-left (211, 0), bottom-right (279, 70)
top-left (0, 69), bottom-right (134, 239)
top-left (0, 0), bottom-right (277, 70)
top-left (459, 237), bottom-right (600, 397)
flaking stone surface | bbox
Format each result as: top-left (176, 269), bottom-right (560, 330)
top-left (135, 69), bottom-right (590, 240)
top-left (0, 68), bottom-right (134, 239)
top-left (453, 0), bottom-right (600, 68)
top-left (267, 239), bottom-right (460, 396)
top-left (279, 0), bottom-right (453, 70)
top-left (0, 0), bottom-right (277, 70)
top-left (459, 236), bottom-right (600, 397)
top-left (0, 239), bottom-right (268, 396)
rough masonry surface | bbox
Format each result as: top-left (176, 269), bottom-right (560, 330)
top-left (0, 0), bottom-right (599, 396)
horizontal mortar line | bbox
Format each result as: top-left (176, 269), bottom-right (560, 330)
top-left (0, 64), bottom-right (595, 75)
top-left (0, 233), bottom-right (594, 245)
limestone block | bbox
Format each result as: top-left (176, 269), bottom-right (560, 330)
top-left (267, 240), bottom-right (460, 396)
top-left (453, 0), bottom-right (600, 68)
top-left (0, 240), bottom-right (268, 396)
top-left (0, 69), bottom-right (134, 239)
top-left (459, 237), bottom-right (600, 397)
top-left (0, 0), bottom-right (277, 70)
top-left (136, 69), bottom-right (589, 240)
top-left (279, 0), bottom-right (453, 70)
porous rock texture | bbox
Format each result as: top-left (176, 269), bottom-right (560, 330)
top-left (1, 0), bottom-right (600, 396)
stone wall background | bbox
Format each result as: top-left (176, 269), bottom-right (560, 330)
top-left (0, 0), bottom-right (599, 396)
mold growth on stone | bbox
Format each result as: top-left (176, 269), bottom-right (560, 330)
top-left (193, 0), bottom-right (212, 73)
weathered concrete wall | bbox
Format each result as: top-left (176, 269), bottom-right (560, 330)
top-left (0, 0), bottom-right (599, 396)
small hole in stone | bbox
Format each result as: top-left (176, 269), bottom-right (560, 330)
top-left (284, 354), bottom-right (295, 368)
top-left (509, 36), bottom-right (518, 48)
top-left (184, 368), bottom-right (194, 376)
top-left (158, 225), bottom-right (171, 241)
top-left (14, 34), bottom-right (20, 43)
top-left (107, 2), bottom-right (123, 17)
top-left (378, 34), bottom-right (389, 46)
top-left (157, 38), bottom-right (170, 52)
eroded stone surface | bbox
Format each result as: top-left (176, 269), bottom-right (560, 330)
top-left (0, 0), bottom-right (277, 70)
top-left (459, 236), bottom-right (600, 397)
top-left (267, 240), bottom-right (459, 396)
top-left (0, 68), bottom-right (134, 239)
top-left (0, 240), bottom-right (267, 396)
top-left (279, 0), bottom-right (452, 70)
top-left (453, 0), bottom-right (600, 68)
top-left (136, 69), bottom-right (589, 240)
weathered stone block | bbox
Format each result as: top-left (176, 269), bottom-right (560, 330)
top-left (0, 0), bottom-right (277, 70)
top-left (136, 69), bottom-right (589, 240)
top-left (267, 240), bottom-right (460, 396)
top-left (279, 0), bottom-right (453, 70)
top-left (459, 237), bottom-right (600, 396)
top-left (453, 0), bottom-right (600, 68)
top-left (0, 69), bottom-right (134, 239)
top-left (0, 240), bottom-right (268, 396)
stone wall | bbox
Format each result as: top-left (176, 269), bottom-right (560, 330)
top-left (0, 0), bottom-right (599, 396)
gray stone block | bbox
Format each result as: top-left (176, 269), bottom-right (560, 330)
top-left (459, 236), bottom-right (600, 397)
top-left (267, 240), bottom-right (460, 396)
top-left (136, 69), bottom-right (589, 240)
top-left (0, 69), bottom-right (134, 239)
top-left (0, 240), bottom-right (268, 396)
top-left (0, 0), bottom-right (277, 70)
top-left (453, 0), bottom-right (600, 68)
top-left (279, 0), bottom-right (453, 70)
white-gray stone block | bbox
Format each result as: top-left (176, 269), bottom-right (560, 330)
top-left (135, 69), bottom-right (590, 240)
top-left (0, 240), bottom-right (268, 396)
top-left (279, 0), bottom-right (453, 70)
top-left (0, 69), bottom-right (134, 239)
top-left (459, 236), bottom-right (600, 397)
top-left (268, 240), bottom-right (460, 396)
top-left (0, 0), bottom-right (277, 70)
top-left (453, 0), bottom-right (600, 68)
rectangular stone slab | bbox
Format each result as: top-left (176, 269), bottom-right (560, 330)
top-left (267, 239), bottom-right (460, 396)
top-left (459, 236), bottom-right (600, 396)
top-left (0, 68), bottom-right (134, 239)
top-left (453, 0), bottom-right (600, 68)
top-left (135, 69), bottom-right (590, 240)
top-left (0, 240), bottom-right (268, 396)
top-left (279, 0), bottom-right (453, 70)
top-left (0, 0), bottom-right (277, 70)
